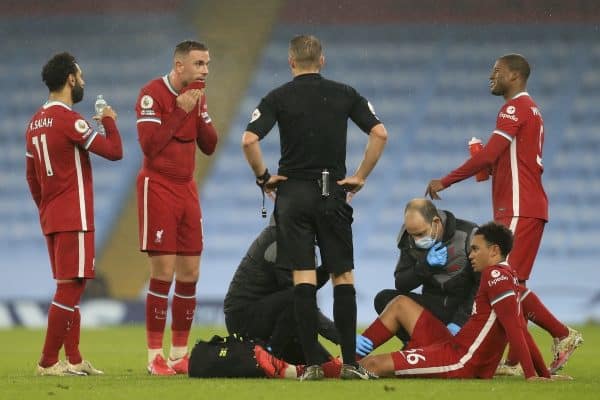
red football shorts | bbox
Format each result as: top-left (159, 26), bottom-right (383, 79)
top-left (391, 310), bottom-right (475, 378)
top-left (496, 216), bottom-right (545, 281)
top-left (45, 231), bottom-right (95, 280)
top-left (137, 172), bottom-right (203, 255)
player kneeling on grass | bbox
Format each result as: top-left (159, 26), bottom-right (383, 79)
top-left (258, 222), bottom-right (570, 381)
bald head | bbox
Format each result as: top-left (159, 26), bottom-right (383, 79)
top-left (404, 198), bottom-right (443, 241)
top-left (404, 198), bottom-right (439, 222)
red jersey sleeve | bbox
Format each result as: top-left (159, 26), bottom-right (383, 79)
top-left (196, 94), bottom-right (217, 155)
top-left (61, 112), bottom-right (122, 161)
top-left (484, 267), bottom-right (539, 379)
top-left (440, 134), bottom-right (510, 187)
top-left (62, 114), bottom-right (96, 147)
top-left (25, 151), bottom-right (41, 207)
top-left (495, 102), bottom-right (526, 139)
top-left (136, 88), bottom-right (188, 158)
top-left (86, 117), bottom-right (123, 161)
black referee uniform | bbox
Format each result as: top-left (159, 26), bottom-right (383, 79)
top-left (244, 72), bottom-right (382, 372)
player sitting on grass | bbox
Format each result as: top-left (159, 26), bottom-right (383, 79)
top-left (257, 222), bottom-right (570, 381)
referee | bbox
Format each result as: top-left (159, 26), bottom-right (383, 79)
top-left (242, 35), bottom-right (387, 380)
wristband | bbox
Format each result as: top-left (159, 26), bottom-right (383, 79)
top-left (256, 169), bottom-right (271, 189)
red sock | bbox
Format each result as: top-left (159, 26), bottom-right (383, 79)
top-left (40, 281), bottom-right (83, 367)
top-left (521, 288), bottom-right (568, 339)
top-left (361, 318), bottom-right (394, 350)
top-left (146, 279), bottom-right (171, 350)
top-left (65, 307), bottom-right (82, 364)
top-left (321, 357), bottom-right (342, 378)
top-left (171, 280), bottom-right (196, 347)
top-left (65, 281), bottom-right (86, 365)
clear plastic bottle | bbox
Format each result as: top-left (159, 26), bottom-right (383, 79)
top-left (94, 94), bottom-right (107, 135)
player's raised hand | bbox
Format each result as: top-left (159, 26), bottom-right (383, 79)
top-left (101, 106), bottom-right (117, 121)
top-left (93, 106), bottom-right (117, 122)
top-left (177, 89), bottom-right (201, 113)
top-left (426, 179), bottom-right (445, 200)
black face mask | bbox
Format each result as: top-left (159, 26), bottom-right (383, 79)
top-left (72, 81), bottom-right (84, 104)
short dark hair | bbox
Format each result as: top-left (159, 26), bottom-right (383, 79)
top-left (174, 40), bottom-right (208, 57)
top-left (499, 53), bottom-right (530, 80)
top-left (42, 52), bottom-right (78, 92)
top-left (404, 198), bottom-right (440, 223)
top-left (289, 35), bottom-right (322, 69)
top-left (474, 222), bottom-right (513, 257)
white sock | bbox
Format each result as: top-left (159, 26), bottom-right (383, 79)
top-left (169, 346), bottom-right (188, 360)
top-left (148, 348), bottom-right (163, 364)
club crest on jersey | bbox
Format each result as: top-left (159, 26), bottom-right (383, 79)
top-left (506, 105), bottom-right (516, 115)
top-left (141, 95), bottom-right (154, 109)
top-left (250, 108), bottom-right (261, 123)
top-left (74, 119), bottom-right (89, 134)
top-left (491, 269), bottom-right (501, 278)
top-left (155, 229), bottom-right (164, 244)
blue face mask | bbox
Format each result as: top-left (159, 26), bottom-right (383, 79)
top-left (414, 236), bottom-right (435, 249)
top-left (414, 223), bottom-right (438, 249)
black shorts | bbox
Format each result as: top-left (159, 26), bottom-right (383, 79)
top-left (274, 178), bottom-right (354, 275)
top-left (225, 289), bottom-right (293, 341)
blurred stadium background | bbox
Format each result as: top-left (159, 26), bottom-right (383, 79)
top-left (1, 0), bottom-right (599, 328)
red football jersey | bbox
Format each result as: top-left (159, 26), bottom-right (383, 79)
top-left (135, 75), bottom-right (217, 182)
top-left (441, 92), bottom-right (548, 222)
top-left (491, 92), bottom-right (548, 221)
top-left (453, 262), bottom-right (521, 378)
top-left (25, 101), bottom-right (122, 235)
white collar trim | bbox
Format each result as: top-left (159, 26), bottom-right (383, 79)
top-left (43, 100), bottom-right (72, 110)
top-left (162, 74), bottom-right (179, 96)
top-left (512, 91), bottom-right (529, 100)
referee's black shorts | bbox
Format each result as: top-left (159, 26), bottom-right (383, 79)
top-left (274, 178), bottom-right (354, 275)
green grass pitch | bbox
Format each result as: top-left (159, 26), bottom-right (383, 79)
top-left (0, 324), bottom-right (598, 400)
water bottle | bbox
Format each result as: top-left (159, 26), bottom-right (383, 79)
top-left (468, 137), bottom-right (490, 182)
top-left (94, 94), bottom-right (108, 135)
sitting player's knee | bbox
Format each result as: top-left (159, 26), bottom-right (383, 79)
top-left (388, 295), bottom-right (412, 313)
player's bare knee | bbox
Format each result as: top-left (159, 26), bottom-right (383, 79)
top-left (388, 295), bottom-right (410, 313)
top-left (176, 269), bottom-right (199, 282)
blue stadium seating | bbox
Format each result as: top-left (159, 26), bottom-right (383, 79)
top-left (198, 24), bottom-right (600, 323)
top-left (0, 13), bottom-right (196, 299)
top-left (1, 18), bottom-right (598, 323)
